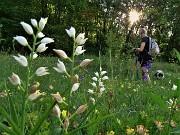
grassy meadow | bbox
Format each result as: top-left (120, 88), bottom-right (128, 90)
top-left (0, 51), bottom-right (179, 135)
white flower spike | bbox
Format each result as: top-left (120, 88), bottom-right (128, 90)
top-left (41, 37), bottom-right (54, 44)
top-left (71, 83), bottom-right (80, 91)
top-left (20, 22), bottom-right (33, 35)
top-left (8, 73), bottom-right (21, 85)
top-left (36, 43), bottom-right (48, 53)
top-left (65, 27), bottom-right (76, 38)
top-left (13, 54), bottom-right (28, 67)
top-left (31, 19), bottom-right (38, 27)
top-left (13, 36), bottom-right (28, 46)
top-left (75, 46), bottom-right (86, 55)
top-left (53, 60), bottom-right (67, 73)
top-left (35, 67), bottom-right (50, 76)
top-left (75, 33), bottom-right (88, 45)
top-left (39, 17), bottom-right (48, 31)
top-left (53, 49), bottom-right (68, 59)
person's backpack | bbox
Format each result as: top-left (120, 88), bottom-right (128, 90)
top-left (148, 37), bottom-right (160, 57)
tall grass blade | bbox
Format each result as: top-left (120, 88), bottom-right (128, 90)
top-left (0, 107), bottom-right (21, 135)
top-left (149, 93), bottom-right (167, 109)
top-left (174, 79), bottom-right (180, 98)
top-left (0, 123), bottom-right (19, 135)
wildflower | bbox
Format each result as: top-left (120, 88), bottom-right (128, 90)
top-left (36, 43), bottom-right (48, 53)
top-left (126, 127), bottom-right (135, 135)
top-left (65, 26), bottom-right (76, 38)
top-left (100, 87), bottom-right (105, 92)
top-left (172, 84), bottom-right (177, 90)
top-left (95, 72), bottom-right (99, 77)
top-left (154, 120), bottom-right (164, 131)
top-left (20, 22), bottom-right (33, 35)
top-left (30, 52), bottom-right (38, 59)
top-left (53, 49), bottom-right (68, 59)
top-left (62, 110), bottom-right (67, 118)
top-left (53, 104), bottom-right (61, 118)
top-left (35, 67), bottom-right (49, 76)
top-left (75, 46), bottom-right (86, 55)
top-left (75, 104), bottom-right (87, 114)
top-left (29, 84), bottom-right (38, 94)
top-left (91, 82), bottom-right (96, 87)
top-left (13, 36), bottom-right (28, 46)
top-left (89, 97), bottom-right (95, 104)
top-left (41, 37), bottom-right (54, 44)
top-left (107, 131), bottom-right (115, 135)
top-left (79, 59), bottom-right (93, 67)
top-left (102, 76), bottom-right (108, 80)
top-left (31, 19), bottom-right (38, 27)
top-left (75, 33), bottom-right (88, 45)
top-left (88, 89), bottom-right (94, 94)
top-left (92, 77), bottom-right (98, 81)
top-left (63, 116), bottom-right (69, 130)
top-left (51, 92), bottom-right (63, 103)
top-left (136, 125), bottom-right (149, 135)
top-left (13, 54), bottom-right (28, 67)
top-left (53, 60), bottom-right (67, 73)
top-left (101, 71), bottom-right (107, 75)
top-left (72, 74), bottom-right (79, 84)
top-left (71, 83), bottom-right (80, 91)
top-left (28, 90), bottom-right (43, 101)
top-left (37, 32), bottom-right (45, 38)
top-left (170, 120), bottom-right (176, 128)
top-left (8, 73), bottom-right (21, 85)
top-left (39, 17), bottom-right (48, 31)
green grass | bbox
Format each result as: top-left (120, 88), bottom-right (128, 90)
top-left (0, 53), bottom-right (180, 135)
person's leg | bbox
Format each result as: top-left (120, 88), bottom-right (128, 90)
top-left (141, 61), bottom-right (153, 83)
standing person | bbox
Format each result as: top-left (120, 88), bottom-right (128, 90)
top-left (134, 27), bottom-right (153, 83)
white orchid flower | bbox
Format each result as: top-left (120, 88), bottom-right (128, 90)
top-left (88, 89), bottom-right (94, 94)
top-left (36, 43), bottom-right (48, 53)
top-left (71, 83), bottom-right (80, 91)
top-left (35, 67), bottom-right (50, 76)
top-left (75, 46), bottom-right (86, 55)
top-left (94, 72), bottom-right (99, 77)
top-left (101, 71), bottom-right (107, 75)
top-left (92, 77), bottom-right (98, 81)
top-left (172, 84), bottom-right (177, 90)
top-left (102, 76), bottom-right (108, 80)
top-left (13, 36), bottom-right (28, 46)
top-left (75, 33), bottom-right (88, 45)
top-left (13, 54), bottom-right (28, 67)
top-left (100, 87), bottom-right (105, 92)
top-left (39, 17), bottom-right (48, 31)
top-left (8, 73), bottom-right (21, 85)
top-left (28, 90), bottom-right (43, 101)
top-left (53, 104), bottom-right (61, 118)
top-left (91, 82), bottom-right (96, 87)
top-left (65, 26), bottom-right (76, 38)
top-left (53, 60), bottom-right (67, 73)
top-left (37, 32), bottom-right (45, 38)
top-left (79, 59), bottom-right (93, 67)
top-left (31, 19), bottom-right (38, 27)
top-left (20, 22), bottom-right (33, 35)
top-left (31, 52), bottom-right (38, 59)
top-left (41, 37), bottom-right (54, 44)
top-left (53, 49), bottom-right (68, 59)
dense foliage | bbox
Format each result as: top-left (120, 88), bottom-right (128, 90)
top-left (0, 0), bottom-right (180, 60)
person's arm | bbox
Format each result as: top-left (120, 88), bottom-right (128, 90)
top-left (136, 42), bottom-right (145, 52)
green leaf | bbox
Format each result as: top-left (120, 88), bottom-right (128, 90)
top-left (171, 125), bottom-right (180, 134)
top-left (67, 112), bottom-right (119, 135)
top-left (174, 49), bottom-right (180, 62)
top-left (0, 107), bottom-right (21, 135)
top-left (0, 123), bottom-right (18, 135)
top-left (174, 79), bottom-right (180, 98)
top-left (148, 93), bottom-right (167, 109)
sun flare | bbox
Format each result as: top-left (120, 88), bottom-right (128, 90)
top-left (129, 10), bottom-right (140, 24)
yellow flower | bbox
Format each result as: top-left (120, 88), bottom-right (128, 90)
top-left (126, 128), bottom-right (135, 134)
top-left (62, 110), bottom-right (67, 118)
top-left (107, 130), bottom-right (115, 135)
